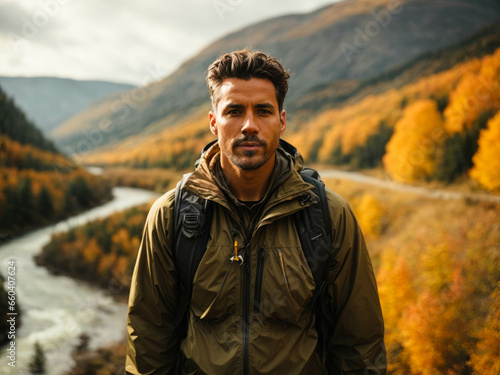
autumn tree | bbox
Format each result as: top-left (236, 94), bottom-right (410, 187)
top-left (435, 109), bottom-right (493, 182)
top-left (469, 283), bottom-right (500, 375)
top-left (470, 110), bottom-right (500, 191)
top-left (401, 270), bottom-right (473, 375)
top-left (354, 194), bottom-right (384, 238)
top-left (444, 48), bottom-right (500, 134)
top-left (376, 251), bottom-right (415, 374)
top-left (383, 99), bottom-right (446, 182)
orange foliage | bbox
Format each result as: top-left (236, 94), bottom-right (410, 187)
top-left (98, 253), bottom-right (116, 275)
top-left (444, 48), bottom-right (500, 133)
top-left (302, 55), bottom-right (481, 164)
top-left (323, 176), bottom-right (500, 374)
top-left (401, 271), bottom-right (473, 375)
top-left (38, 204), bottom-right (149, 295)
top-left (82, 238), bottom-right (102, 264)
top-left (470, 110), bottom-right (500, 191)
top-left (82, 107), bottom-right (215, 169)
top-left (353, 194), bottom-right (384, 238)
top-left (113, 256), bottom-right (129, 279)
top-left (377, 251), bottom-right (415, 374)
top-left (0, 134), bottom-right (70, 170)
top-left (469, 283), bottom-right (500, 375)
top-left (383, 99), bottom-right (445, 182)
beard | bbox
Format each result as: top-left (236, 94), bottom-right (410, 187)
top-left (228, 135), bottom-right (275, 170)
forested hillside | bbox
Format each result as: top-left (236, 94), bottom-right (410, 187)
top-left (291, 46), bottom-right (500, 189)
top-left (0, 86), bottom-right (57, 153)
top-left (0, 85), bottom-right (112, 239)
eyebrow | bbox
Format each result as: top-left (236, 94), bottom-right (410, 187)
top-left (255, 103), bottom-right (275, 110)
top-left (222, 102), bottom-right (276, 111)
top-left (224, 103), bottom-right (245, 111)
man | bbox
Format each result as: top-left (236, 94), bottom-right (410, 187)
top-left (126, 49), bottom-right (386, 374)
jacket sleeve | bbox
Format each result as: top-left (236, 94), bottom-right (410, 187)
top-left (325, 190), bottom-right (386, 374)
top-left (126, 190), bottom-right (181, 375)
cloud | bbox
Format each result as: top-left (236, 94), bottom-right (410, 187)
top-left (0, 0), bottom-right (340, 84)
top-left (0, 0), bottom-right (68, 46)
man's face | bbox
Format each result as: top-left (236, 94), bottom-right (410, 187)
top-left (209, 78), bottom-right (286, 171)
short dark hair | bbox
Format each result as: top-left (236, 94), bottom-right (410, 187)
top-left (206, 49), bottom-right (290, 112)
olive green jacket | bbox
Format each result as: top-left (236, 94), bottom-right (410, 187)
top-left (126, 143), bottom-right (386, 374)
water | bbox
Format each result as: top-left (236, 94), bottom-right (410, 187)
top-left (0, 187), bottom-right (160, 374)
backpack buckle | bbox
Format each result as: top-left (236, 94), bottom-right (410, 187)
top-left (183, 213), bottom-right (200, 228)
top-left (182, 213), bottom-right (203, 238)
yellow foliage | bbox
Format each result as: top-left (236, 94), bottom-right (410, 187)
top-left (98, 253), bottom-right (117, 275)
top-left (401, 271), bottom-right (472, 375)
top-left (82, 238), bottom-right (102, 264)
top-left (421, 243), bottom-right (454, 294)
top-left (377, 252), bottom-right (415, 374)
top-left (112, 228), bottom-right (130, 251)
top-left (82, 107), bottom-right (215, 168)
top-left (354, 194), bottom-right (384, 238)
top-left (383, 99), bottom-right (445, 182)
top-left (469, 283), bottom-right (500, 375)
top-left (0, 134), bottom-right (71, 170)
top-left (470, 111), bottom-right (500, 191)
top-left (444, 48), bottom-right (500, 133)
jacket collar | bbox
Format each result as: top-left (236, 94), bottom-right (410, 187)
top-left (183, 140), bottom-right (314, 211)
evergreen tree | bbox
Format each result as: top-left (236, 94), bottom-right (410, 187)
top-left (37, 185), bottom-right (54, 219)
top-left (28, 341), bottom-right (46, 374)
top-left (349, 121), bottom-right (394, 169)
top-left (19, 177), bottom-right (34, 222)
top-left (436, 110), bottom-right (493, 182)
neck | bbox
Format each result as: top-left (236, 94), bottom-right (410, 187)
top-left (221, 154), bottom-right (276, 201)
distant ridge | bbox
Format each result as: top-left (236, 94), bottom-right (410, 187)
top-left (0, 76), bottom-right (135, 134)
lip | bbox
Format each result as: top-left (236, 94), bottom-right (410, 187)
top-left (237, 142), bottom-right (262, 150)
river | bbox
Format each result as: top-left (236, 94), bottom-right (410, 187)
top-left (0, 187), bottom-right (160, 375)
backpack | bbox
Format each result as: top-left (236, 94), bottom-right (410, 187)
top-left (172, 139), bottom-right (335, 364)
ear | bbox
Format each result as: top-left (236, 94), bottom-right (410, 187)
top-left (279, 110), bottom-right (287, 135)
top-left (209, 111), bottom-right (218, 136)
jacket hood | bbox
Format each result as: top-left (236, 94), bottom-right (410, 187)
top-left (183, 139), bottom-right (309, 205)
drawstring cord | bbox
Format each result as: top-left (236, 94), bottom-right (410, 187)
top-left (201, 240), bottom-right (243, 319)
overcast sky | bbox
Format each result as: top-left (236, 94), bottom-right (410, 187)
top-left (0, 0), bottom-right (341, 85)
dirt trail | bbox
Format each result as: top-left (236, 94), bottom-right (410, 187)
top-left (319, 169), bottom-right (500, 204)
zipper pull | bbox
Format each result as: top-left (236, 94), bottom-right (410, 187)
top-left (230, 239), bottom-right (244, 264)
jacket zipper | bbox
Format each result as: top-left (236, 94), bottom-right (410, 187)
top-left (242, 245), bottom-right (250, 375)
top-left (238, 193), bottom-right (313, 375)
top-left (253, 248), bottom-right (265, 313)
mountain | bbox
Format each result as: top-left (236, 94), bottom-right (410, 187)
top-left (51, 0), bottom-right (500, 153)
top-left (81, 23), bottom-right (500, 181)
top-left (0, 84), bottom-right (57, 153)
top-left (0, 76), bottom-right (135, 134)
top-left (0, 83), bottom-right (112, 238)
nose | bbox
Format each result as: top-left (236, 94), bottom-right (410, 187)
top-left (241, 112), bottom-right (259, 135)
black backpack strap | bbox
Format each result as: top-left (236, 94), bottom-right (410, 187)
top-left (172, 173), bottom-right (213, 338)
top-left (294, 173), bottom-right (333, 372)
top-left (294, 174), bottom-right (332, 288)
